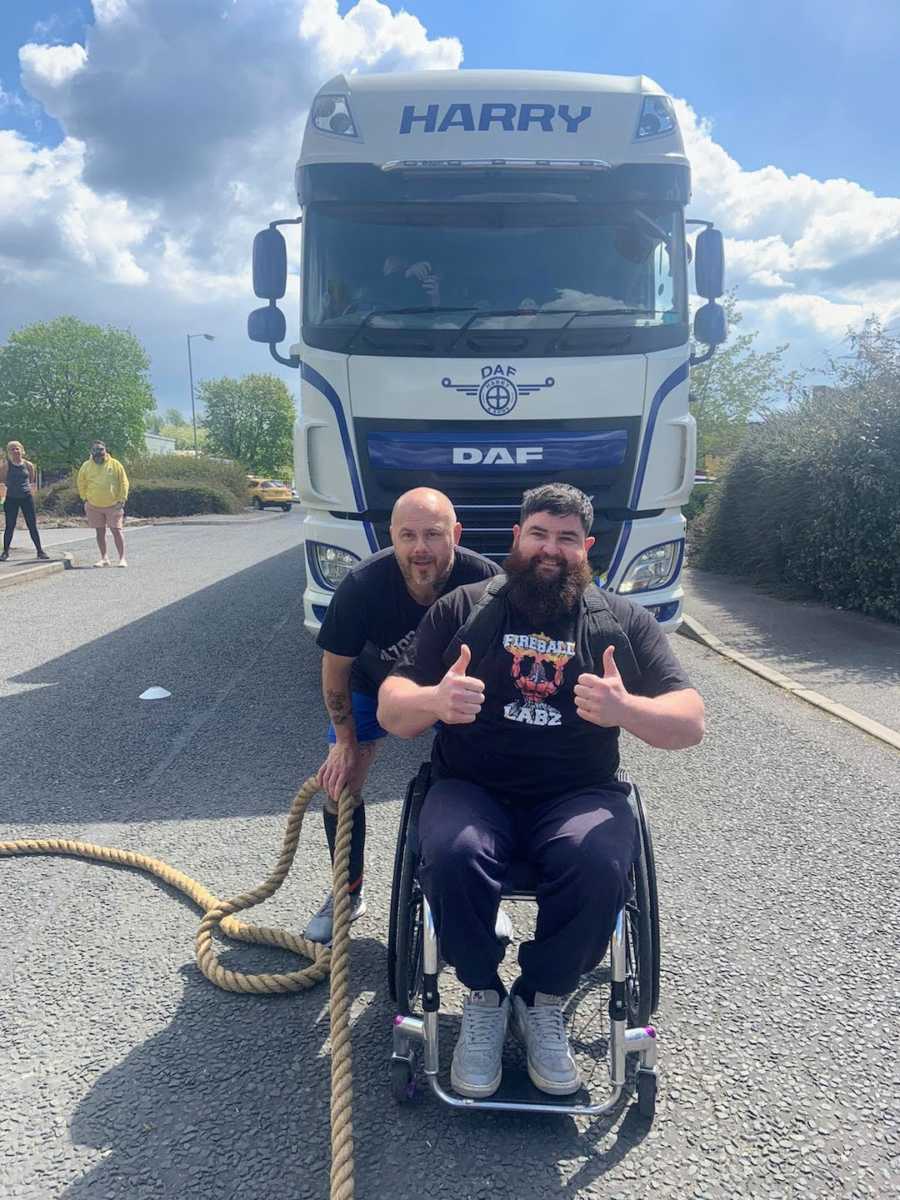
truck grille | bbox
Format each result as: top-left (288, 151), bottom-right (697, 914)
top-left (371, 498), bottom-right (622, 576)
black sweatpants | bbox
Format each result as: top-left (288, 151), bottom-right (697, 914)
top-left (418, 777), bottom-right (639, 996)
top-left (3, 495), bottom-right (43, 553)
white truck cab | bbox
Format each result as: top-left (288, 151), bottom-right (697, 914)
top-left (248, 70), bottom-right (726, 634)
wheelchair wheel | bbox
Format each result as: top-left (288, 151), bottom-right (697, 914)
top-left (387, 763), bottom-right (428, 1013)
top-left (394, 838), bottom-right (425, 1015)
top-left (624, 820), bottom-right (654, 1029)
top-left (634, 784), bottom-right (661, 1015)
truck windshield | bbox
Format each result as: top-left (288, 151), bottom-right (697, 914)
top-left (304, 202), bottom-right (686, 337)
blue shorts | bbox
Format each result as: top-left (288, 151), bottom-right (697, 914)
top-left (327, 691), bottom-right (388, 744)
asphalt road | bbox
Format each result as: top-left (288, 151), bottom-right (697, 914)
top-left (1, 513), bottom-right (898, 1200)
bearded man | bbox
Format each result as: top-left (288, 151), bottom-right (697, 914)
top-left (377, 482), bottom-right (704, 1100)
top-left (305, 487), bottom-right (499, 944)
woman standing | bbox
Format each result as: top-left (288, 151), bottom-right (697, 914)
top-left (0, 441), bottom-right (49, 561)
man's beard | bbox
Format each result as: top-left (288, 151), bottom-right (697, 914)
top-left (398, 552), bottom-right (453, 597)
top-left (502, 548), bottom-right (593, 624)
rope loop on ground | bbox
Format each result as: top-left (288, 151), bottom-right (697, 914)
top-left (0, 775), bottom-right (360, 1200)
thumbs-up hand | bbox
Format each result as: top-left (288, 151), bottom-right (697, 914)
top-left (573, 645), bottom-right (629, 727)
top-left (434, 643), bottom-right (485, 724)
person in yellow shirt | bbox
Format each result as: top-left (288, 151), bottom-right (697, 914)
top-left (76, 441), bottom-right (130, 568)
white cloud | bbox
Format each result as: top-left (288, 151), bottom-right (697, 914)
top-left (300, 0), bottom-right (462, 71)
top-left (19, 42), bottom-right (87, 87)
top-left (0, 4), bottom-right (897, 407)
top-left (678, 97), bottom-right (900, 365)
top-left (1, 0), bottom-right (462, 408)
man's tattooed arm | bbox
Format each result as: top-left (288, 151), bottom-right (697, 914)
top-left (321, 652), bottom-right (357, 744)
top-left (327, 687), bottom-right (352, 725)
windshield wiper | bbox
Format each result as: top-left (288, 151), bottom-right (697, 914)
top-left (449, 307), bottom-right (654, 350)
top-left (345, 307), bottom-right (477, 353)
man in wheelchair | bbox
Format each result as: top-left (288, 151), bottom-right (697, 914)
top-left (377, 483), bottom-right (704, 1099)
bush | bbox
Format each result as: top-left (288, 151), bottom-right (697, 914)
top-left (36, 478), bottom-right (82, 516)
top-left (125, 453), bottom-right (249, 502)
top-left (125, 481), bottom-right (239, 517)
top-left (691, 378), bottom-right (900, 623)
top-left (683, 480), bottom-right (716, 526)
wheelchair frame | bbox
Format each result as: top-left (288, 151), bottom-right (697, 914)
top-left (388, 763), bottom-right (661, 1119)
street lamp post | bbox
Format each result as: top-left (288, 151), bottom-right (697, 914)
top-left (186, 333), bottom-right (215, 454)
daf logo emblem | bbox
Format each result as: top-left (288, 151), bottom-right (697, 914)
top-left (442, 365), bottom-right (555, 417)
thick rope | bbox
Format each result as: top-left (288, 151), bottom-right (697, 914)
top-left (0, 774), bottom-right (359, 1200)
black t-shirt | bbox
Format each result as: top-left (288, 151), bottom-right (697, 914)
top-left (316, 546), bottom-right (500, 695)
top-left (392, 582), bottom-right (694, 803)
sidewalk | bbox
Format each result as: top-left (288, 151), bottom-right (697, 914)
top-left (681, 567), bottom-right (900, 735)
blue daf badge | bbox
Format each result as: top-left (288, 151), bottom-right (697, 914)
top-left (442, 365), bottom-right (555, 417)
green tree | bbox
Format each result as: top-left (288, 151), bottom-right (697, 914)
top-left (164, 407), bottom-right (189, 427)
top-left (200, 373), bottom-right (295, 475)
top-left (0, 316), bottom-right (155, 470)
top-left (690, 293), bottom-right (799, 468)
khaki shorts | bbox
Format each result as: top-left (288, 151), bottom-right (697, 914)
top-left (85, 501), bottom-right (125, 530)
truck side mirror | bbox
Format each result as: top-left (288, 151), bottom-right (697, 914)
top-left (695, 228), bottom-right (724, 299)
top-left (252, 228), bottom-right (288, 300)
top-left (248, 305), bottom-right (287, 344)
top-left (693, 300), bottom-right (727, 347)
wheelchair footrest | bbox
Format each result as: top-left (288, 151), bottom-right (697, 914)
top-left (476, 1064), bottom-right (594, 1108)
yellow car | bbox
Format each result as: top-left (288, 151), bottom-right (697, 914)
top-left (248, 477), bottom-right (294, 512)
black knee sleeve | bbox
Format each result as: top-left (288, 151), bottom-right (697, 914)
top-left (323, 803), bottom-right (366, 892)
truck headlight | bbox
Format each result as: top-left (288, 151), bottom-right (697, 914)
top-left (618, 541), bottom-right (681, 594)
top-left (635, 95), bottom-right (677, 140)
top-left (309, 542), bottom-right (359, 590)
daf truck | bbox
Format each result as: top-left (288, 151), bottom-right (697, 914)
top-left (247, 70), bottom-right (726, 633)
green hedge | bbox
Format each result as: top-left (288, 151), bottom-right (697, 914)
top-left (125, 481), bottom-right (239, 517)
top-left (125, 453), bottom-right (249, 502)
top-left (35, 477), bottom-right (240, 517)
top-left (36, 479), bottom-right (82, 515)
top-left (691, 387), bottom-right (900, 623)
top-left (683, 480), bottom-right (716, 525)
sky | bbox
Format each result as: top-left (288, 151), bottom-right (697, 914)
top-left (2, 0), bottom-right (899, 413)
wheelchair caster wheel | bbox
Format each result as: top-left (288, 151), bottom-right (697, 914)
top-left (636, 1069), bottom-right (657, 1120)
top-left (390, 1057), bottom-right (416, 1104)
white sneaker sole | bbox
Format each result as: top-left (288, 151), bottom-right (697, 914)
top-left (450, 1062), bottom-right (502, 1098)
top-left (524, 1060), bottom-right (581, 1096)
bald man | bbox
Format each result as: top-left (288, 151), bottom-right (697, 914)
top-left (304, 488), bottom-right (500, 943)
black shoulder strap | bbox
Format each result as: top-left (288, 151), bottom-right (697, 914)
top-left (441, 576), bottom-right (644, 691)
top-left (441, 574), bottom-right (508, 673)
top-left (579, 585), bottom-right (642, 691)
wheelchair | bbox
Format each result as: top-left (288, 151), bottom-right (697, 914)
top-left (387, 762), bottom-right (661, 1119)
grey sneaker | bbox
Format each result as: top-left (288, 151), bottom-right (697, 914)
top-left (511, 983), bottom-right (581, 1095)
top-left (303, 886), bottom-right (366, 944)
top-left (450, 989), bottom-right (509, 1098)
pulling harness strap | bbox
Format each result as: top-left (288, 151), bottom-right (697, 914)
top-left (443, 574), bottom-right (643, 693)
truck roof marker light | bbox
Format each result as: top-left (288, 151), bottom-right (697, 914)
top-left (381, 158), bottom-right (611, 173)
top-left (311, 93), bottom-right (359, 138)
top-left (635, 96), bottom-right (677, 141)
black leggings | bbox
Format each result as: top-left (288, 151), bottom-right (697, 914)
top-left (3, 495), bottom-right (43, 553)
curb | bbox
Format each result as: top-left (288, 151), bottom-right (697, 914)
top-left (678, 612), bottom-right (900, 753)
top-left (0, 556), bottom-right (69, 591)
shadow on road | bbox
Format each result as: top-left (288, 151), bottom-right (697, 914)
top-left (61, 941), bottom-right (649, 1200)
top-left (685, 566), bottom-right (900, 688)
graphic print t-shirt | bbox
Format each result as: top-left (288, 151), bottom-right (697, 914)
top-left (392, 581), bottom-right (693, 802)
top-left (316, 546), bottom-right (500, 696)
